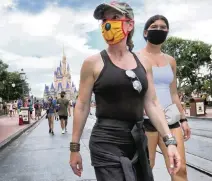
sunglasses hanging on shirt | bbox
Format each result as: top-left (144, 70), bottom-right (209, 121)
top-left (125, 70), bottom-right (142, 93)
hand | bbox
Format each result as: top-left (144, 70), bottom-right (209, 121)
top-left (70, 152), bottom-right (83, 177)
top-left (167, 145), bottom-right (181, 175)
top-left (180, 121), bottom-right (191, 141)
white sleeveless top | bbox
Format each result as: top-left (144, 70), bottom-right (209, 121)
top-left (144, 55), bottom-right (174, 118)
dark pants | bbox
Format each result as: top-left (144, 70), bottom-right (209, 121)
top-left (89, 118), bottom-right (154, 181)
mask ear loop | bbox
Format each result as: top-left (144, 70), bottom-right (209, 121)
top-left (123, 19), bottom-right (134, 36)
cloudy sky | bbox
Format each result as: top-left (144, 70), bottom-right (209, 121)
top-left (0, 0), bottom-right (212, 97)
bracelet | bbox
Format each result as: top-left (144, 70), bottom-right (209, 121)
top-left (163, 134), bottom-right (177, 147)
top-left (180, 118), bottom-right (188, 123)
top-left (70, 142), bottom-right (80, 152)
top-left (164, 137), bottom-right (177, 147)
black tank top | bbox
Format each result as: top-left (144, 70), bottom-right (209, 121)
top-left (93, 50), bottom-right (148, 121)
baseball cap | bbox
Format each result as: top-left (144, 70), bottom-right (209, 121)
top-left (93, 1), bottom-right (134, 20)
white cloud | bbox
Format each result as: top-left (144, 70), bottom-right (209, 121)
top-left (0, 5), bottom-right (99, 97)
top-left (0, 0), bottom-right (212, 98)
top-left (137, 0), bottom-right (212, 43)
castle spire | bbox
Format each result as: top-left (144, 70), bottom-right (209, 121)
top-left (63, 44), bottom-right (65, 57)
top-left (67, 63), bottom-right (70, 71)
top-left (62, 44), bottom-right (66, 63)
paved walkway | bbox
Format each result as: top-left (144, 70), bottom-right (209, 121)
top-left (0, 110), bottom-right (45, 148)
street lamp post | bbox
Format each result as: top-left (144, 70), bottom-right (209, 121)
top-left (4, 82), bottom-right (16, 101)
top-left (19, 69), bottom-right (26, 106)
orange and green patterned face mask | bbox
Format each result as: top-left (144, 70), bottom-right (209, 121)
top-left (101, 19), bottom-right (132, 45)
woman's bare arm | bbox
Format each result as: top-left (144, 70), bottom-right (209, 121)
top-left (168, 55), bottom-right (191, 140)
top-left (169, 56), bottom-right (186, 119)
top-left (71, 56), bottom-right (95, 143)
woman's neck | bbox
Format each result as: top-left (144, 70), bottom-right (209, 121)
top-left (145, 42), bottom-right (162, 55)
top-left (107, 40), bottom-right (128, 58)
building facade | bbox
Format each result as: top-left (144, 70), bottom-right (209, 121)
top-left (43, 50), bottom-right (77, 101)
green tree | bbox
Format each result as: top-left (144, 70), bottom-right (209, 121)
top-left (162, 37), bottom-right (211, 94)
top-left (0, 59), bottom-right (8, 79)
top-left (0, 60), bottom-right (8, 98)
top-left (0, 71), bottom-right (29, 101)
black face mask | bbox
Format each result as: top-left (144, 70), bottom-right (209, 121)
top-left (146, 30), bottom-right (168, 45)
top-left (61, 95), bottom-right (64, 98)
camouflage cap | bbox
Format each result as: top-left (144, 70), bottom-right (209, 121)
top-left (93, 1), bottom-right (134, 20)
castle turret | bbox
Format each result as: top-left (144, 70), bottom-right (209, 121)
top-left (62, 45), bottom-right (66, 76)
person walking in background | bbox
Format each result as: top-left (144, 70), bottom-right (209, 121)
top-left (13, 101), bottom-right (17, 115)
top-left (8, 102), bottom-right (13, 117)
top-left (34, 100), bottom-right (41, 120)
top-left (46, 96), bottom-right (56, 135)
top-left (201, 93), bottom-right (207, 114)
top-left (70, 2), bottom-right (181, 180)
top-left (28, 99), bottom-right (33, 120)
top-left (141, 15), bottom-right (191, 181)
top-left (57, 91), bottom-right (71, 134)
top-left (3, 102), bottom-right (7, 115)
top-left (17, 99), bottom-right (22, 113)
top-left (53, 97), bottom-right (59, 121)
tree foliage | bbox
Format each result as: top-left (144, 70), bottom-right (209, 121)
top-left (162, 37), bottom-right (211, 94)
top-left (0, 59), bottom-right (8, 82)
top-left (0, 60), bottom-right (29, 101)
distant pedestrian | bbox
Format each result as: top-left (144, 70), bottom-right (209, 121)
top-left (28, 100), bottom-right (33, 120)
top-left (57, 91), bottom-right (71, 134)
top-left (202, 94), bottom-right (208, 114)
top-left (34, 100), bottom-right (41, 120)
top-left (13, 101), bottom-right (17, 115)
top-left (46, 96), bottom-right (56, 135)
top-left (3, 102), bottom-right (7, 115)
top-left (53, 97), bottom-right (59, 121)
top-left (17, 99), bottom-right (22, 113)
top-left (8, 102), bottom-right (13, 117)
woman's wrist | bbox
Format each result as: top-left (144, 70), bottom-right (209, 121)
top-left (163, 133), bottom-right (177, 147)
top-left (70, 142), bottom-right (80, 152)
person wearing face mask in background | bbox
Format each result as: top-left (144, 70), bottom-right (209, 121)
top-left (140, 15), bottom-right (191, 181)
top-left (69, 2), bottom-right (181, 181)
top-left (57, 91), bottom-right (71, 134)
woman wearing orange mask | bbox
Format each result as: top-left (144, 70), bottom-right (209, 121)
top-left (141, 15), bottom-right (191, 181)
top-left (69, 2), bottom-right (181, 181)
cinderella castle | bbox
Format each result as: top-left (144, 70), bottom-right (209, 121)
top-left (43, 48), bottom-right (77, 101)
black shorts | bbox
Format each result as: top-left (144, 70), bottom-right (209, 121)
top-left (144, 119), bottom-right (180, 132)
top-left (59, 115), bottom-right (68, 120)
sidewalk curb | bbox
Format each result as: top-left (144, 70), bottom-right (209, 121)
top-left (0, 113), bottom-right (46, 151)
top-left (187, 116), bottom-right (212, 121)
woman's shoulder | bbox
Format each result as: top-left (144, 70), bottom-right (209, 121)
top-left (164, 53), bottom-right (176, 66)
top-left (134, 51), bottom-right (152, 73)
top-left (84, 53), bottom-right (102, 66)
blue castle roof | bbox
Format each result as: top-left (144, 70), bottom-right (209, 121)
top-left (50, 83), bottom-right (54, 90)
top-left (44, 85), bottom-right (49, 93)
